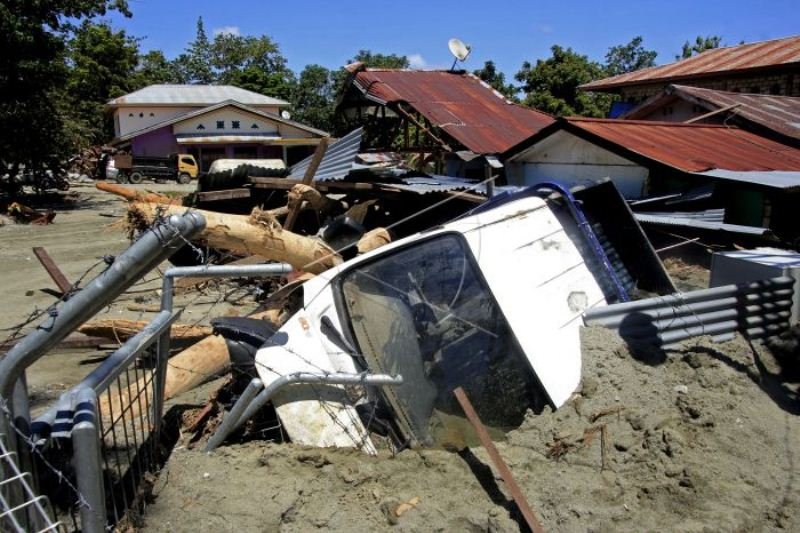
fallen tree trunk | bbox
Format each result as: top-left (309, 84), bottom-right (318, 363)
top-left (97, 308), bottom-right (282, 420)
top-left (130, 202), bottom-right (341, 274)
top-left (96, 181), bottom-right (176, 204)
top-left (78, 319), bottom-right (213, 343)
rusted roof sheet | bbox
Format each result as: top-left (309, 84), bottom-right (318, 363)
top-left (565, 118), bottom-right (800, 172)
top-left (581, 35), bottom-right (800, 91)
top-left (668, 85), bottom-right (799, 142)
top-left (350, 69), bottom-right (553, 154)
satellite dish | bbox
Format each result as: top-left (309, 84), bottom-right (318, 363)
top-left (280, 110), bottom-right (292, 120)
top-left (448, 38), bottom-right (471, 69)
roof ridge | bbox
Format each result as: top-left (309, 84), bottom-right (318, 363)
top-left (567, 117), bottom-right (734, 128)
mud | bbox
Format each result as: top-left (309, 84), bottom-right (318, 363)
top-left (145, 327), bottom-right (800, 532)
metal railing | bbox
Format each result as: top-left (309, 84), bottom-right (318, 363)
top-left (583, 276), bottom-right (795, 348)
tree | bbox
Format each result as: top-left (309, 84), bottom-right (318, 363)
top-left (291, 65), bottom-right (336, 132)
top-left (135, 50), bottom-right (182, 86)
top-left (347, 50), bottom-right (409, 69)
top-left (677, 35), bottom-right (722, 59)
top-left (66, 20), bottom-right (140, 144)
top-left (212, 34), bottom-right (295, 100)
top-left (515, 45), bottom-right (613, 117)
top-left (174, 17), bottom-right (214, 84)
top-left (605, 36), bottom-right (657, 76)
top-left (473, 60), bottom-right (518, 100)
top-left (0, 0), bottom-right (130, 184)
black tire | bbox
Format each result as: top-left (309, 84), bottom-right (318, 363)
top-left (129, 172), bottom-right (144, 184)
top-left (117, 173), bottom-right (129, 184)
top-left (178, 173), bottom-right (192, 185)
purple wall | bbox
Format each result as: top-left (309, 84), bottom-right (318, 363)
top-left (131, 126), bottom-right (179, 157)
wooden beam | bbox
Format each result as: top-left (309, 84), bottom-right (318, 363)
top-left (395, 105), bottom-right (451, 152)
top-left (453, 387), bottom-right (546, 533)
top-left (249, 177), bottom-right (388, 193)
top-left (0, 334), bottom-right (108, 354)
top-left (196, 188), bottom-right (252, 202)
top-left (284, 136), bottom-right (330, 231)
top-left (684, 103), bottom-right (742, 124)
top-left (32, 247), bottom-right (72, 295)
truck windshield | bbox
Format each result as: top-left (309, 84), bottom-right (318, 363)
top-left (340, 234), bottom-right (546, 447)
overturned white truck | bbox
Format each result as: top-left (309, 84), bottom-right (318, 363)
top-left (211, 180), bottom-right (674, 452)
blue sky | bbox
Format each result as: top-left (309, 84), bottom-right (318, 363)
top-left (109, 0), bottom-right (799, 78)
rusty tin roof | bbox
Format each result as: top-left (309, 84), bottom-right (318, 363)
top-left (349, 69), bottom-right (553, 154)
top-left (506, 118), bottom-right (800, 173)
top-left (581, 35), bottom-right (800, 92)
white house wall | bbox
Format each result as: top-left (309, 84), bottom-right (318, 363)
top-left (506, 130), bottom-right (649, 199)
top-left (114, 104), bottom-right (283, 137)
top-left (173, 107), bottom-right (313, 139)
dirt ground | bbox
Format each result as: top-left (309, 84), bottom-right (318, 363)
top-left (3, 186), bottom-right (799, 531)
top-left (140, 326), bottom-right (799, 533)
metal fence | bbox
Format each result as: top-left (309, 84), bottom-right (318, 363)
top-left (583, 276), bottom-right (795, 348)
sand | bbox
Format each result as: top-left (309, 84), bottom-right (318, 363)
top-left (144, 327), bottom-right (799, 532)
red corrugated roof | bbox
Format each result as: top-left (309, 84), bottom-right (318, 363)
top-left (351, 69), bottom-right (553, 154)
top-left (565, 118), bottom-right (800, 172)
top-left (581, 35), bottom-right (800, 91)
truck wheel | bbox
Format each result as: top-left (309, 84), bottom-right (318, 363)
top-left (129, 172), bottom-right (144, 184)
top-left (117, 173), bottom-right (129, 184)
top-left (178, 173), bottom-right (192, 185)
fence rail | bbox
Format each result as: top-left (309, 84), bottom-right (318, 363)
top-left (583, 276), bottom-right (795, 347)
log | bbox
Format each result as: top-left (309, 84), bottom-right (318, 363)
top-left (97, 309), bottom-right (284, 420)
top-left (357, 228), bottom-right (392, 254)
top-left (78, 319), bottom-right (213, 343)
top-left (130, 202), bottom-right (341, 274)
top-left (96, 181), bottom-right (176, 203)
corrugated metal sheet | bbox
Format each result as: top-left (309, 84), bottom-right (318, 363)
top-left (695, 169), bottom-right (800, 190)
top-left (288, 127), bottom-right (363, 181)
top-left (583, 277), bottom-right (794, 347)
top-left (176, 134), bottom-right (280, 144)
top-left (351, 70), bottom-right (553, 154)
top-left (108, 84), bottom-right (289, 106)
top-left (625, 85), bottom-right (800, 143)
top-left (634, 211), bottom-right (771, 236)
top-left (581, 35), bottom-right (800, 91)
top-left (567, 118), bottom-right (800, 172)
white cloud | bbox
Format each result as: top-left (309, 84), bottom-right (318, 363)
top-left (408, 53), bottom-right (427, 69)
top-left (536, 24), bottom-right (553, 34)
top-left (213, 26), bottom-right (240, 37)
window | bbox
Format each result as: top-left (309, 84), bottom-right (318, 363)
top-left (149, 112), bottom-right (155, 117)
top-left (770, 84), bottom-right (782, 95)
top-left (232, 120), bottom-right (240, 130)
top-left (128, 113), bottom-right (134, 117)
top-left (340, 234), bottom-right (544, 446)
top-left (139, 112), bottom-right (144, 118)
top-left (180, 156), bottom-right (195, 166)
top-left (749, 87), bottom-right (760, 94)
top-left (196, 124), bottom-right (205, 130)
top-left (216, 120), bottom-right (225, 129)
top-left (251, 123), bottom-right (259, 129)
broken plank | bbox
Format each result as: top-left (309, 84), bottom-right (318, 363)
top-left (284, 137), bottom-right (329, 231)
top-left (32, 247), bottom-right (72, 294)
top-left (249, 177), bottom-right (382, 192)
top-left (453, 387), bottom-right (546, 533)
top-left (0, 334), bottom-right (107, 354)
top-left (196, 188), bottom-right (252, 202)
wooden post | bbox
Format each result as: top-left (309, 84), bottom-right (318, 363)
top-left (284, 137), bottom-right (330, 231)
top-left (453, 387), bottom-right (546, 533)
top-left (32, 247), bottom-right (72, 295)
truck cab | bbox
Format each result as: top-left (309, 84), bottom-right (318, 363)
top-left (172, 153), bottom-right (199, 184)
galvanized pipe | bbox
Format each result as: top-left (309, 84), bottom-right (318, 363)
top-left (205, 372), bottom-right (403, 452)
top-left (160, 263), bottom-right (293, 311)
top-left (202, 378), bottom-right (263, 452)
top-left (606, 306), bottom-right (791, 334)
top-left (585, 295), bottom-right (793, 328)
top-left (70, 388), bottom-right (106, 533)
top-left (584, 277), bottom-right (793, 319)
top-left (32, 310), bottom-right (180, 434)
top-left (0, 212), bottom-right (206, 400)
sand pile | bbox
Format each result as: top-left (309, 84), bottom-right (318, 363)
top-left (144, 327), bottom-right (799, 532)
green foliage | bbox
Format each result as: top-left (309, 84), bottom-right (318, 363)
top-left (472, 60), bottom-right (518, 100)
top-left (515, 45), bottom-right (614, 117)
top-left (605, 36), bottom-right (657, 76)
top-left (347, 50), bottom-right (410, 69)
top-left (66, 20), bottom-right (140, 144)
top-left (174, 16), bottom-right (214, 84)
top-left (291, 65), bottom-right (337, 132)
top-left (0, 0), bottom-right (130, 179)
top-left (135, 50), bottom-right (182, 85)
top-left (678, 35), bottom-right (722, 59)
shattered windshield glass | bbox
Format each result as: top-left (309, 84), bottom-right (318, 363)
top-left (340, 234), bottom-right (546, 448)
